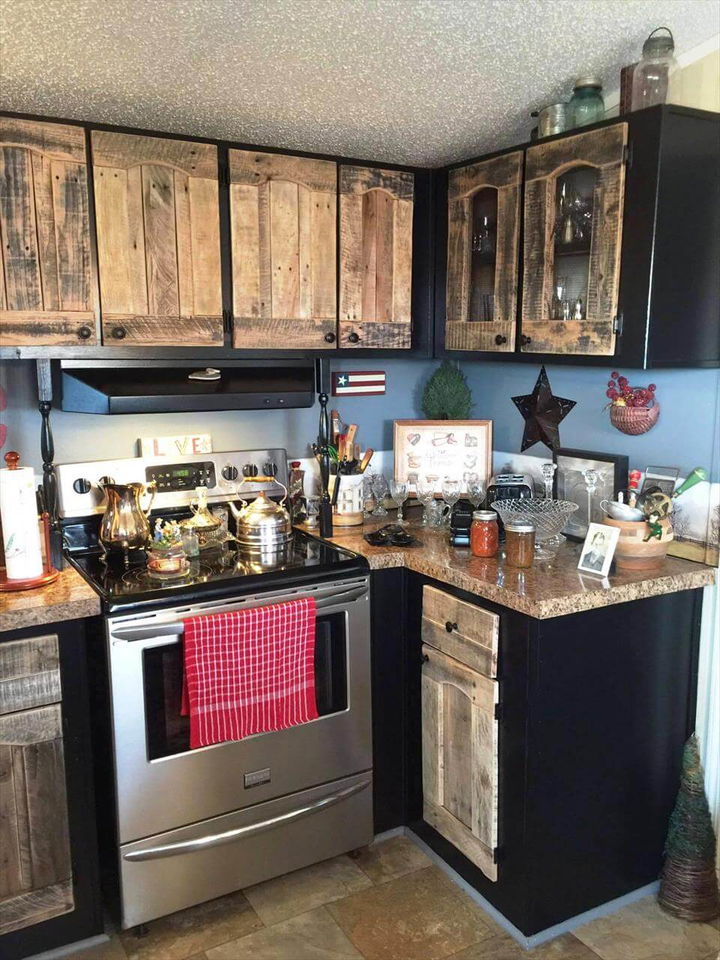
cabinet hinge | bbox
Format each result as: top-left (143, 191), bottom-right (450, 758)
top-left (613, 313), bottom-right (624, 336)
top-left (494, 702), bottom-right (503, 721)
top-left (219, 162), bottom-right (230, 187)
top-left (493, 845), bottom-right (504, 864)
top-left (623, 142), bottom-right (633, 168)
top-left (222, 308), bottom-right (233, 334)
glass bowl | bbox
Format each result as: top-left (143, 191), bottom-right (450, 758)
top-left (491, 499), bottom-right (579, 560)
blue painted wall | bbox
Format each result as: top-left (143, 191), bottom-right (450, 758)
top-left (2, 359), bottom-right (718, 480)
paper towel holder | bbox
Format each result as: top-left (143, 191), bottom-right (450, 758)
top-left (0, 452), bottom-right (60, 592)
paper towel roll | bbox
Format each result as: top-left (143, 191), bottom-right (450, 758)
top-left (0, 463), bottom-right (43, 580)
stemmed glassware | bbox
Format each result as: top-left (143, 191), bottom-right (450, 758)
top-left (467, 478), bottom-right (485, 510)
top-left (541, 462), bottom-right (557, 500)
top-left (416, 478), bottom-right (437, 526)
top-left (582, 468), bottom-right (600, 528)
top-left (371, 474), bottom-right (390, 517)
top-left (389, 479), bottom-right (408, 523)
top-left (362, 474), bottom-right (377, 520)
top-left (441, 478), bottom-right (461, 525)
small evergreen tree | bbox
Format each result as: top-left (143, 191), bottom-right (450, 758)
top-left (658, 735), bottom-right (720, 921)
top-left (421, 361), bottom-right (473, 420)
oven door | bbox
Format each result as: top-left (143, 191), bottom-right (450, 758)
top-left (107, 576), bottom-right (371, 843)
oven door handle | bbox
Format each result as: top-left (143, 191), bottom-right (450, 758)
top-left (111, 584), bottom-right (368, 643)
top-left (122, 778), bottom-right (371, 862)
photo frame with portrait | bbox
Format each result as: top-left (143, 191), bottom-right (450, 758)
top-left (577, 522), bottom-right (620, 577)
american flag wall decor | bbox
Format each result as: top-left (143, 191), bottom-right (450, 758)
top-left (332, 371), bottom-right (386, 396)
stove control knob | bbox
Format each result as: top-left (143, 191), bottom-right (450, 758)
top-left (222, 464), bottom-right (239, 482)
top-left (263, 461), bottom-right (278, 477)
top-left (98, 476), bottom-right (115, 487)
top-left (73, 478), bottom-right (92, 495)
top-left (242, 463), bottom-right (259, 478)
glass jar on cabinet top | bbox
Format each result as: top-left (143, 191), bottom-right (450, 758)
top-left (569, 78), bottom-right (605, 128)
top-left (631, 27), bottom-right (679, 111)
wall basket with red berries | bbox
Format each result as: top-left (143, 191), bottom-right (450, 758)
top-left (605, 373), bottom-right (660, 436)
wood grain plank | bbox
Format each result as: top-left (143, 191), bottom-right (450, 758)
top-left (93, 165), bottom-right (132, 313)
top-left (0, 703), bottom-right (63, 746)
top-left (338, 320), bottom-right (410, 348)
top-left (298, 184), bottom-right (312, 319)
top-left (340, 165), bottom-right (414, 200)
top-left (472, 703), bottom-right (498, 849)
top-left (421, 672), bottom-right (442, 807)
top-left (188, 177), bottom-right (221, 317)
top-left (392, 198), bottom-right (413, 325)
top-left (92, 130), bottom-right (217, 179)
top-left (101, 314), bottom-right (222, 346)
top-left (0, 635), bottom-right (59, 685)
top-left (0, 118), bottom-right (85, 163)
top-left (230, 316), bottom-right (336, 349)
top-left (494, 182), bottom-right (520, 337)
top-left (422, 585), bottom-right (498, 677)
top-left (442, 683), bottom-right (473, 828)
top-left (0, 147), bottom-right (42, 310)
top-left (525, 123), bottom-right (627, 182)
top-left (375, 190), bottom-right (395, 322)
top-left (0, 311), bottom-right (96, 347)
top-left (310, 189), bottom-right (336, 319)
top-left (230, 150), bottom-right (336, 192)
top-left (269, 179), bottom-right (300, 318)
top-left (24, 738), bottom-right (71, 889)
top-left (142, 164), bottom-right (179, 317)
top-left (126, 165), bottom-right (148, 315)
top-left (174, 169), bottom-right (193, 316)
top-left (449, 151), bottom-right (523, 200)
top-left (230, 182), bottom-right (261, 321)
top-left (423, 799), bottom-right (497, 882)
top-left (0, 878), bottom-right (73, 936)
top-left (361, 191), bottom-right (377, 321)
top-left (51, 160), bottom-right (90, 311)
top-left (257, 181), bottom-right (272, 319)
top-left (520, 176), bottom-right (555, 325)
top-left (30, 153), bottom-right (60, 311)
top-left (446, 198), bottom-right (470, 324)
top-left (0, 744), bottom-right (23, 899)
top-left (340, 193), bottom-right (363, 328)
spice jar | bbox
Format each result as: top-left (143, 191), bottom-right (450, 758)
top-left (470, 510), bottom-right (499, 558)
top-left (504, 520), bottom-right (536, 568)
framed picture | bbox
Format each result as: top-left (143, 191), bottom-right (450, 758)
top-left (393, 420), bottom-right (493, 495)
top-left (578, 522), bottom-right (620, 577)
top-left (554, 448), bottom-right (629, 540)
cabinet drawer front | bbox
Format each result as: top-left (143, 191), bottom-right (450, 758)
top-left (421, 644), bottom-right (498, 882)
top-left (0, 634), bottom-right (61, 715)
top-left (422, 585), bottom-right (498, 677)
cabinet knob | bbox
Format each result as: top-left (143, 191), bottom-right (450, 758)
top-left (324, 331), bottom-right (336, 344)
top-left (421, 653), bottom-right (430, 664)
top-left (111, 326), bottom-right (127, 341)
top-left (77, 325), bottom-right (93, 340)
top-left (495, 334), bottom-right (507, 346)
top-left (445, 621), bottom-right (458, 633)
top-left (347, 332), bottom-right (361, 344)
top-left (520, 334), bottom-right (532, 346)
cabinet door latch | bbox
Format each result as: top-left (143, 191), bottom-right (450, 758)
top-left (613, 313), bottom-right (624, 336)
top-left (494, 702), bottom-right (504, 721)
top-left (623, 142), bottom-right (633, 168)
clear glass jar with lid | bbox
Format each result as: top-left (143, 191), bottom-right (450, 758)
top-left (470, 510), bottom-right (499, 558)
top-left (631, 27), bottom-right (679, 111)
top-left (504, 520), bottom-right (536, 568)
top-left (569, 78), bottom-right (605, 128)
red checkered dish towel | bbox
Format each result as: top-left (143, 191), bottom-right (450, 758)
top-left (182, 597), bottom-right (319, 749)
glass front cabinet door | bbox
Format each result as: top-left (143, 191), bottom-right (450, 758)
top-left (519, 123), bottom-right (627, 356)
top-left (445, 151), bottom-right (522, 352)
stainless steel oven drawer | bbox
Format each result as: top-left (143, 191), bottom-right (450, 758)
top-left (118, 771), bottom-right (373, 929)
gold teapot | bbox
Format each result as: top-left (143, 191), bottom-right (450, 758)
top-left (100, 481), bottom-right (156, 555)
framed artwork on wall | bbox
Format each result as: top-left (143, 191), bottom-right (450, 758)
top-left (393, 420), bottom-right (493, 495)
top-left (553, 448), bottom-right (629, 540)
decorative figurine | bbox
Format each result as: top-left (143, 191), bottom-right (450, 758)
top-left (644, 512), bottom-right (665, 542)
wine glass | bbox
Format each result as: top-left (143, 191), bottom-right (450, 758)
top-left (371, 474), bottom-right (390, 517)
top-left (389, 479), bottom-right (408, 523)
top-left (467, 478), bottom-right (485, 510)
top-left (416, 478), bottom-right (436, 526)
top-left (441, 478), bottom-right (461, 525)
top-left (362, 474), bottom-right (377, 520)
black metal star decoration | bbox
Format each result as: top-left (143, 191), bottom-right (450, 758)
top-left (512, 366), bottom-right (576, 452)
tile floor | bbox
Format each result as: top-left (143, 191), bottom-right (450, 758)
top-left (74, 836), bottom-right (720, 960)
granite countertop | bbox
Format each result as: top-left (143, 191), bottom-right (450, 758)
top-left (0, 566), bottom-right (101, 633)
top-left (315, 518), bottom-right (716, 619)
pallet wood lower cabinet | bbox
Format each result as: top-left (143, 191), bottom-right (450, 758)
top-left (520, 123), bottom-right (627, 356)
top-left (339, 165), bottom-right (414, 348)
top-left (91, 130), bottom-right (223, 346)
top-left (445, 151), bottom-right (522, 352)
top-left (229, 150), bottom-right (337, 348)
top-left (0, 117), bottom-right (98, 347)
top-left (0, 634), bottom-right (73, 937)
top-left (421, 643), bottom-right (499, 882)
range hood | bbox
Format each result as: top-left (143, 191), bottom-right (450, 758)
top-left (54, 359), bottom-right (317, 414)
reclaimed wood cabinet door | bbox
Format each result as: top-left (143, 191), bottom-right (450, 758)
top-left (339, 165), bottom-right (413, 349)
top-left (0, 117), bottom-right (98, 347)
top-left (520, 123), bottom-right (628, 356)
top-left (422, 643), bottom-right (498, 882)
top-left (0, 634), bottom-right (73, 936)
top-left (229, 151), bottom-right (337, 348)
top-left (445, 151), bottom-right (522, 352)
top-left (91, 131), bottom-right (222, 346)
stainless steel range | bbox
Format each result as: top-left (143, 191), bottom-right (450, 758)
top-left (57, 449), bottom-right (372, 930)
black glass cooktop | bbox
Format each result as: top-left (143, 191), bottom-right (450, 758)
top-left (68, 529), bottom-right (367, 612)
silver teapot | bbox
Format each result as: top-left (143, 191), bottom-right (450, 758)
top-left (229, 479), bottom-right (293, 553)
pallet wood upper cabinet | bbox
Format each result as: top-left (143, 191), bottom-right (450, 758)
top-left (0, 635), bottom-right (74, 937)
top-left (229, 151), bottom-right (337, 349)
top-left (0, 117), bottom-right (98, 347)
top-left (422, 643), bottom-right (499, 882)
top-left (446, 151), bottom-right (522, 352)
top-left (339, 165), bottom-right (413, 349)
top-left (520, 123), bottom-right (627, 356)
top-left (91, 131), bottom-right (222, 346)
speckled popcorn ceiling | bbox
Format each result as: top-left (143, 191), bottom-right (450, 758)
top-left (1, 0), bottom-right (717, 165)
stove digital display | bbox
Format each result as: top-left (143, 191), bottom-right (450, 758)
top-left (146, 461), bottom-right (217, 492)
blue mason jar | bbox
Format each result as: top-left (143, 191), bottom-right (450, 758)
top-left (569, 78), bottom-right (605, 128)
